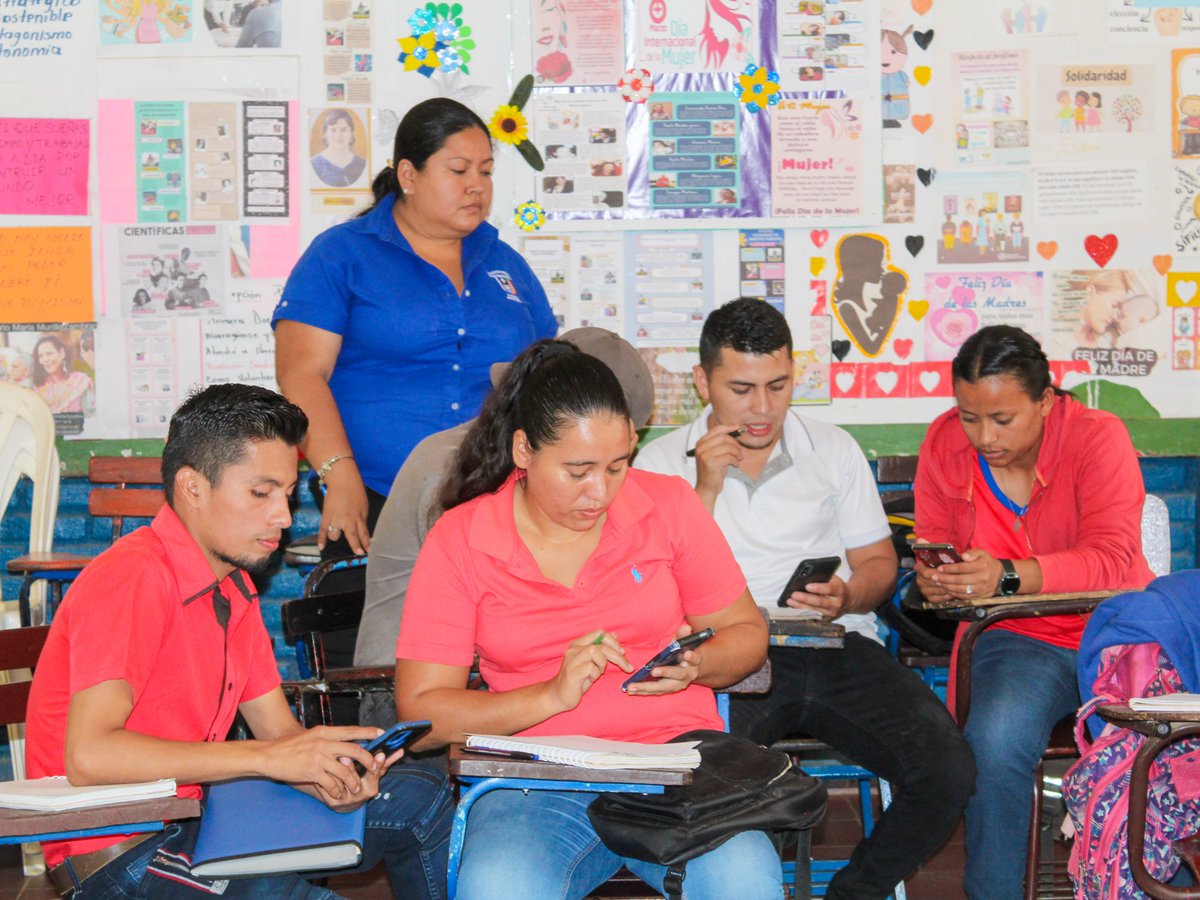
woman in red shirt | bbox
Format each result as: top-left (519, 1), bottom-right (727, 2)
top-left (914, 325), bottom-right (1153, 899)
top-left (394, 339), bottom-right (778, 899)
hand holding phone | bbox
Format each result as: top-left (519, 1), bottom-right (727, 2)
top-left (353, 720), bottom-right (432, 776)
top-left (621, 628), bottom-right (715, 692)
top-left (776, 556), bottom-right (842, 606)
top-left (913, 543), bottom-right (963, 569)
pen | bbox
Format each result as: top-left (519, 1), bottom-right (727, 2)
top-left (466, 747), bottom-right (539, 760)
top-left (686, 429), bottom-right (744, 457)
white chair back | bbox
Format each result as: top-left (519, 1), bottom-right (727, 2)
top-left (0, 381), bottom-right (59, 556)
top-left (1142, 493), bottom-right (1171, 578)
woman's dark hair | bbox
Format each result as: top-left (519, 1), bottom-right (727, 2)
top-left (31, 335), bottom-right (69, 387)
top-left (359, 98), bottom-right (490, 217)
top-left (439, 340), bottom-right (631, 511)
top-left (951, 325), bottom-right (1067, 399)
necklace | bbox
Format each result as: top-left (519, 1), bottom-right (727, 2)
top-left (978, 452), bottom-right (1030, 531)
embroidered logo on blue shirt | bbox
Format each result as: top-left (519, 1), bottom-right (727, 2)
top-left (631, 566), bottom-right (643, 583)
top-left (487, 269), bottom-right (525, 302)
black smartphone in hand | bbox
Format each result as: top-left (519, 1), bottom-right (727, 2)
top-left (621, 628), bottom-right (716, 692)
top-left (776, 556), bottom-right (842, 606)
top-left (912, 543), bottom-right (963, 569)
top-left (354, 719), bottom-right (432, 776)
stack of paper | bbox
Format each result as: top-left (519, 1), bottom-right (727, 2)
top-left (465, 735), bottom-right (701, 769)
top-left (0, 777), bottom-right (177, 812)
top-left (1129, 693), bottom-right (1200, 712)
top-left (765, 606), bottom-right (823, 620)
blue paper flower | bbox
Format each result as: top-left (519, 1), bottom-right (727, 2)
top-left (434, 19), bottom-right (460, 43)
top-left (437, 46), bottom-right (463, 71)
top-left (514, 201), bottom-right (546, 232)
top-left (408, 9), bottom-right (435, 34)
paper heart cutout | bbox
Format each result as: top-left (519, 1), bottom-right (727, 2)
top-left (929, 307), bottom-right (979, 348)
top-left (913, 66), bottom-right (932, 86)
top-left (1084, 233), bottom-right (1118, 268)
top-left (1036, 241), bottom-right (1058, 261)
top-left (951, 285), bottom-right (975, 306)
top-left (908, 300), bottom-right (930, 320)
top-left (876, 370), bottom-right (899, 395)
top-left (1177, 280), bottom-right (1198, 304)
top-left (917, 167), bottom-right (936, 187)
top-left (831, 340), bottom-right (851, 361)
top-left (893, 338), bottom-right (913, 359)
top-left (1153, 255), bottom-right (1173, 276)
top-left (919, 370), bottom-right (941, 392)
top-left (913, 29), bottom-right (934, 49)
top-left (810, 257), bottom-right (826, 276)
top-left (905, 235), bottom-right (924, 256)
top-left (912, 114), bottom-right (934, 134)
top-left (912, 0), bottom-right (933, 16)
top-left (835, 370), bottom-right (857, 393)
top-left (810, 229), bottom-right (829, 249)
top-left (934, 275), bottom-right (951, 289)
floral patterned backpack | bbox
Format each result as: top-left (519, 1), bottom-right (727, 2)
top-left (1062, 641), bottom-right (1200, 898)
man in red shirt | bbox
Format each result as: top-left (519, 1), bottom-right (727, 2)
top-left (25, 383), bottom-right (451, 898)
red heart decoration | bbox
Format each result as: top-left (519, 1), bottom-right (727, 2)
top-left (893, 338), bottom-right (913, 359)
top-left (1084, 234), bottom-right (1118, 268)
top-left (810, 229), bottom-right (829, 249)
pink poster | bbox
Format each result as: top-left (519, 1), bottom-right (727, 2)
top-left (770, 99), bottom-right (865, 221)
top-left (0, 119), bottom-right (89, 216)
top-left (533, 0), bottom-right (625, 86)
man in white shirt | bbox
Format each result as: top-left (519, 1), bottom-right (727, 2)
top-left (636, 298), bottom-right (974, 899)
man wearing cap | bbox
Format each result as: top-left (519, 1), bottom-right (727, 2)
top-left (355, 327), bottom-right (655, 728)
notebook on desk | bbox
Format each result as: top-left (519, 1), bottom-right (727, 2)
top-left (464, 735), bottom-right (701, 770)
top-left (0, 776), bottom-right (177, 812)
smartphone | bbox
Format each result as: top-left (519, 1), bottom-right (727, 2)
top-left (354, 719), bottom-right (432, 775)
top-left (913, 543), bottom-right (963, 569)
top-left (776, 556), bottom-right (842, 606)
top-left (621, 628), bottom-right (716, 692)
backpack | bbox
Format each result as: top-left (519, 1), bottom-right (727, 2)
top-left (1062, 642), bottom-right (1200, 898)
top-left (587, 730), bottom-right (827, 900)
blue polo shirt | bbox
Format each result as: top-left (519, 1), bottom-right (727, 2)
top-left (273, 195), bottom-right (557, 494)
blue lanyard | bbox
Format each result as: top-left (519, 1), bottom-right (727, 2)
top-left (978, 452), bottom-right (1029, 518)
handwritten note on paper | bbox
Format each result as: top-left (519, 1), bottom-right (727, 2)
top-left (200, 290), bottom-right (280, 391)
top-left (0, 119), bottom-right (89, 215)
top-left (0, 227), bottom-right (93, 323)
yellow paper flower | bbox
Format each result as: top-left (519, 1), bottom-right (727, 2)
top-left (489, 105), bottom-right (529, 145)
top-left (399, 30), bottom-right (440, 72)
top-left (737, 65), bottom-right (781, 111)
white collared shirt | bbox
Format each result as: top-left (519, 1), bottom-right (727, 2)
top-left (635, 408), bottom-right (892, 641)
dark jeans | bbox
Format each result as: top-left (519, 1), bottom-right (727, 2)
top-left (731, 634), bottom-right (976, 900)
top-left (75, 761), bottom-right (453, 899)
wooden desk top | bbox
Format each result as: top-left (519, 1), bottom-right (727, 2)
top-left (1098, 703), bottom-right (1200, 727)
top-left (449, 745), bottom-right (692, 785)
top-left (0, 797), bottom-right (201, 838)
top-left (765, 614), bottom-right (845, 648)
top-left (913, 589), bottom-right (1119, 612)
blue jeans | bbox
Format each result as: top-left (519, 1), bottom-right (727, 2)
top-left (963, 630), bottom-right (1079, 900)
top-left (455, 788), bottom-right (784, 900)
top-left (76, 761), bottom-right (453, 899)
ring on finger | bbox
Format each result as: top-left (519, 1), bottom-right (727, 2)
top-left (328, 524), bottom-right (340, 534)
top-left (966, 584), bottom-right (973, 595)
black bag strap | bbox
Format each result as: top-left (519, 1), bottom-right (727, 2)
top-left (663, 863), bottom-right (686, 900)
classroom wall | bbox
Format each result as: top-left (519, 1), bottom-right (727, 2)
top-left (0, 0), bottom-right (1197, 457)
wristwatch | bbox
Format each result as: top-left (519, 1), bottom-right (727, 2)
top-left (998, 559), bottom-right (1020, 596)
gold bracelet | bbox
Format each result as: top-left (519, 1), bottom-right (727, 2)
top-left (315, 454), bottom-right (353, 489)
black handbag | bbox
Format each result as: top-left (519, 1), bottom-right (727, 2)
top-left (587, 729), bottom-right (827, 899)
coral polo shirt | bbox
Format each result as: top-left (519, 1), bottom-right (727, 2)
top-left (396, 469), bottom-right (746, 743)
top-left (26, 506), bottom-right (281, 867)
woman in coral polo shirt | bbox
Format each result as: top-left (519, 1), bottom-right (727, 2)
top-left (394, 339), bottom-right (777, 900)
top-left (914, 325), bottom-right (1154, 899)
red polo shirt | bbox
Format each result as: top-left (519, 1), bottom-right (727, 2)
top-left (396, 469), bottom-right (745, 743)
top-left (25, 506), bottom-right (281, 866)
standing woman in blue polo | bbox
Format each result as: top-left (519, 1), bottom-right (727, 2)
top-left (273, 98), bottom-right (557, 558)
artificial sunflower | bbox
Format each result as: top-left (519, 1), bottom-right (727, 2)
top-left (737, 65), bottom-right (781, 113)
top-left (489, 105), bottom-right (529, 145)
top-left (514, 201), bottom-right (547, 232)
top-left (399, 30), bottom-right (440, 72)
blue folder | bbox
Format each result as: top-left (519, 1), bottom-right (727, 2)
top-left (191, 778), bottom-right (366, 878)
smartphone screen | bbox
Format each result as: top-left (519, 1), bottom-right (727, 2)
top-left (776, 556), bottom-right (842, 606)
top-left (354, 720), bottom-right (432, 775)
top-left (621, 628), bottom-right (716, 692)
top-left (913, 544), bottom-right (963, 568)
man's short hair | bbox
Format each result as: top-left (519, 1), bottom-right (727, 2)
top-left (161, 384), bottom-right (308, 506)
top-left (699, 298), bottom-right (793, 372)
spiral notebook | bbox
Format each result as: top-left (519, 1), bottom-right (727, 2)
top-left (464, 734), bottom-right (701, 769)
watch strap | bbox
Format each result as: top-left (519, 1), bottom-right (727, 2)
top-left (998, 558), bottom-right (1020, 596)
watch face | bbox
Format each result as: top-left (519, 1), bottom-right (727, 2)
top-left (1000, 564), bottom-right (1020, 595)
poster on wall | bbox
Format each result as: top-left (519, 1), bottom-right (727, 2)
top-left (791, 315), bottom-right (831, 404)
top-left (936, 171), bottom-right (1030, 265)
top-left (0, 324), bottom-right (97, 436)
top-left (532, 0), bottom-right (624, 86)
top-left (777, 0), bottom-right (868, 91)
top-left (830, 232), bottom-right (909, 358)
top-left (626, 230), bottom-right (713, 346)
top-left (126, 318), bottom-right (183, 438)
top-left (534, 94), bottom-right (627, 213)
top-left (100, 1), bottom-right (193, 46)
top-left (883, 165), bottom-right (916, 223)
top-left (1036, 65), bottom-right (1154, 144)
top-left (188, 102), bottom-right (238, 222)
top-left (0, 228), bottom-right (93, 324)
top-left (1173, 308), bottom-right (1200, 370)
top-left (635, 0), bottom-right (756, 73)
top-left (951, 50), bottom-right (1031, 166)
top-left (739, 229), bottom-right (785, 311)
top-left (243, 101), bottom-right (289, 219)
top-left (1173, 49), bottom-right (1200, 160)
top-left (323, 0), bottom-right (372, 104)
top-left (1109, 2), bottom-right (1200, 39)
top-left (0, 119), bottom-right (89, 217)
top-left (924, 271), bottom-right (1044, 360)
top-left (307, 106), bottom-right (370, 214)
top-left (135, 101), bottom-right (187, 224)
top-left (1049, 269), bottom-right (1167, 376)
top-left (200, 295), bottom-right (279, 391)
top-left (573, 235), bottom-right (626, 330)
top-left (648, 93), bottom-right (740, 210)
top-left (771, 98), bottom-right (866, 222)
top-left (118, 225), bottom-right (224, 317)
